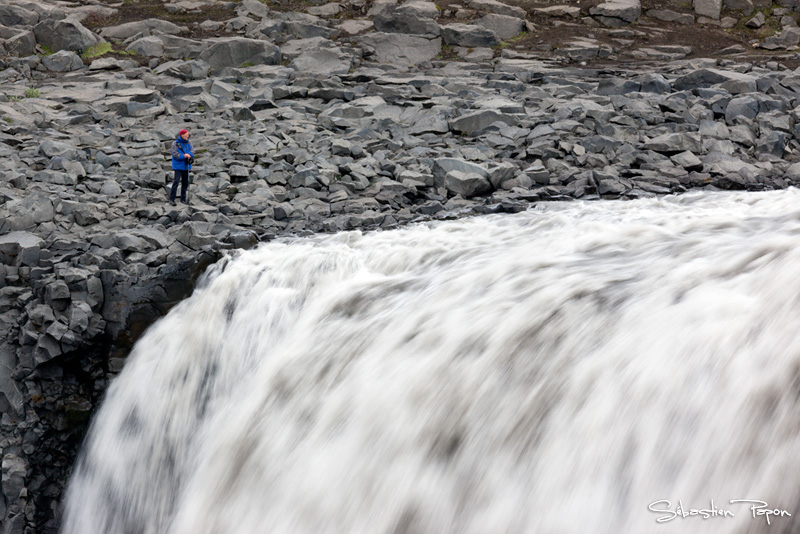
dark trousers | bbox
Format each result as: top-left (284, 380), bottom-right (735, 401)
top-left (170, 169), bottom-right (189, 202)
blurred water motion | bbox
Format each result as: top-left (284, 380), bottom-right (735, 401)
top-left (62, 189), bottom-right (800, 534)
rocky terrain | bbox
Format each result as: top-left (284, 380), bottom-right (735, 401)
top-left (2, 0), bottom-right (800, 532)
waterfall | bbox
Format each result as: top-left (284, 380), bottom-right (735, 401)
top-left (62, 189), bottom-right (800, 534)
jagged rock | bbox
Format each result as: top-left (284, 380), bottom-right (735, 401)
top-left (0, 232), bottom-right (43, 266)
top-left (694, 0), bottom-right (722, 18)
top-left (759, 27), bottom-right (800, 49)
top-left (281, 36), bottom-right (337, 59)
top-left (533, 5), bottom-right (581, 18)
top-left (673, 68), bottom-right (757, 90)
top-left (643, 132), bottom-right (703, 154)
top-left (597, 78), bottom-right (640, 95)
top-left (474, 14), bottom-right (525, 40)
top-left (554, 38), bottom-right (613, 60)
top-left (238, 0), bottom-right (271, 19)
top-left (374, 5), bottom-right (441, 37)
top-left (199, 37), bottom-right (282, 71)
top-left (590, 0), bottom-right (642, 23)
top-left (290, 48), bottom-right (352, 75)
top-left (725, 95), bottom-right (759, 124)
top-left (444, 169), bottom-right (492, 197)
top-left (100, 18), bottom-right (186, 40)
top-left (725, 0), bottom-right (754, 13)
top-left (359, 32), bottom-right (442, 65)
top-left (442, 23), bottom-right (499, 47)
top-left (338, 20), bottom-right (374, 35)
top-left (639, 73), bottom-right (671, 93)
top-left (284, 20), bottom-right (336, 40)
top-left (42, 50), bottom-right (84, 72)
top-left (432, 157), bottom-right (489, 187)
top-left (155, 35), bottom-right (206, 59)
top-left (308, 3), bottom-right (343, 17)
top-left (671, 151), bottom-right (704, 171)
top-left (465, 0), bottom-right (526, 18)
top-left (33, 18), bottom-right (101, 53)
top-left (4, 30), bottom-right (36, 56)
top-left (155, 59), bottom-right (210, 81)
top-left (746, 12), bottom-right (766, 27)
top-left (0, 5), bottom-right (38, 27)
top-left (450, 109), bottom-right (519, 135)
top-left (126, 36), bottom-right (165, 57)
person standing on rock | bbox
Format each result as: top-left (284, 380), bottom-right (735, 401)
top-left (170, 129), bottom-right (194, 206)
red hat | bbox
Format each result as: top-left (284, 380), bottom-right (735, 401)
top-left (179, 129), bottom-right (188, 135)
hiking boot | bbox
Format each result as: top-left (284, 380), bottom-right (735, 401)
top-left (169, 200), bottom-right (176, 206)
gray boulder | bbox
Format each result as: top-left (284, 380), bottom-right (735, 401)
top-left (642, 132), bottom-right (703, 154)
top-left (39, 139), bottom-right (78, 159)
top-left (159, 35), bottom-right (206, 59)
top-left (42, 50), bottom-right (84, 72)
top-left (0, 5), bottom-right (38, 26)
top-left (746, 12), bottom-right (766, 27)
top-left (198, 37), bottom-right (282, 71)
top-left (126, 36), bottom-right (165, 57)
top-left (374, 5), bottom-right (441, 37)
top-left (725, 96), bottom-right (759, 124)
top-left (450, 109), bottom-right (519, 135)
top-left (474, 14), bottom-right (525, 40)
top-left (466, 0), bottom-right (526, 18)
top-left (0, 231), bottom-right (43, 266)
top-left (673, 68), bottom-right (756, 90)
top-left (759, 27), bottom-right (800, 49)
top-left (284, 21), bottom-right (336, 40)
top-left (442, 23), bottom-right (499, 47)
top-left (4, 30), bottom-right (36, 56)
top-left (725, 0), bottom-right (754, 13)
top-left (33, 19), bottom-right (101, 53)
top-left (290, 48), bottom-right (352, 75)
top-left (639, 73), bottom-right (671, 93)
top-left (432, 157), bottom-right (489, 187)
top-left (533, 5), bottom-right (581, 18)
top-left (694, 0), bottom-right (722, 18)
top-left (280, 36), bottom-right (337, 59)
top-left (238, 0), bottom-right (271, 19)
top-left (359, 32), bottom-right (442, 65)
top-left (590, 0), bottom-right (642, 22)
top-left (100, 19), bottom-right (186, 40)
top-left (444, 170), bottom-right (492, 198)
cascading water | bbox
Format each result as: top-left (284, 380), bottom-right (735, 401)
top-left (62, 189), bottom-right (800, 534)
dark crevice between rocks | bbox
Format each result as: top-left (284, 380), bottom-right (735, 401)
top-left (18, 247), bottom-right (223, 534)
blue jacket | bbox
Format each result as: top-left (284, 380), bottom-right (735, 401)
top-left (171, 136), bottom-right (194, 171)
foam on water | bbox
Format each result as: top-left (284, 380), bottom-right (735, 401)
top-left (62, 189), bottom-right (800, 534)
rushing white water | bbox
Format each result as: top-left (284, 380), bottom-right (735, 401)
top-left (62, 189), bottom-right (800, 534)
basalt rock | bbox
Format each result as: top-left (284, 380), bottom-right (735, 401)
top-left (1, 4), bottom-right (800, 534)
